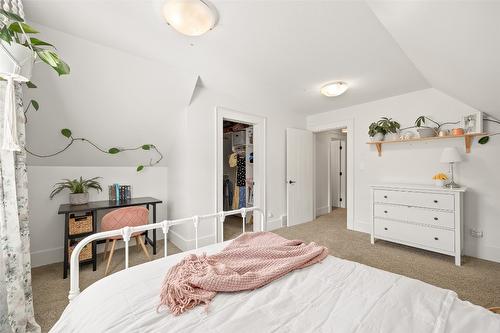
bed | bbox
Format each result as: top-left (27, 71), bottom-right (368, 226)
top-left (51, 241), bottom-right (500, 332)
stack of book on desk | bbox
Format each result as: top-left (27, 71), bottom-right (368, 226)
top-left (108, 184), bottom-right (132, 201)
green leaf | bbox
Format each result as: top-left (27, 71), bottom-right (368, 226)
top-left (108, 147), bottom-right (120, 154)
top-left (25, 81), bottom-right (37, 88)
top-left (29, 37), bottom-right (54, 47)
top-left (0, 26), bottom-right (12, 44)
top-left (478, 136), bottom-right (489, 144)
top-left (136, 165), bottom-right (144, 172)
top-left (0, 9), bottom-right (24, 22)
top-left (30, 100), bottom-right (39, 111)
top-left (142, 144), bottom-right (151, 150)
top-left (61, 128), bottom-right (72, 138)
top-left (54, 58), bottom-right (70, 75)
top-left (37, 50), bottom-right (58, 67)
top-left (8, 22), bottom-right (39, 33)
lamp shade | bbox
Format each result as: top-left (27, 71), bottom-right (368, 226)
top-left (440, 147), bottom-right (462, 163)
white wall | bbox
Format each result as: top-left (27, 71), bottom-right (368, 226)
top-left (28, 166), bottom-right (168, 267)
top-left (166, 88), bottom-right (306, 251)
top-left (308, 88), bottom-right (500, 263)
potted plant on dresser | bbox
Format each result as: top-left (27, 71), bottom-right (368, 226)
top-left (49, 177), bottom-right (102, 205)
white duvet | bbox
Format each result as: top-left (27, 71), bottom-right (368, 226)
top-left (51, 243), bottom-right (500, 333)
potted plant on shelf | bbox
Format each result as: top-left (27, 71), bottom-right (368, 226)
top-left (368, 122), bottom-right (386, 141)
top-left (377, 117), bottom-right (400, 141)
top-left (412, 116), bottom-right (460, 138)
top-left (49, 177), bottom-right (102, 205)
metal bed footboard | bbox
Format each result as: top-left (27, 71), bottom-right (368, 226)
top-left (68, 207), bottom-right (264, 301)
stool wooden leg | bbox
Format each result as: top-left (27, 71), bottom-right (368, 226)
top-left (138, 236), bottom-right (151, 261)
top-left (135, 236), bottom-right (141, 252)
top-left (103, 239), bottom-right (109, 261)
top-left (105, 240), bottom-right (116, 276)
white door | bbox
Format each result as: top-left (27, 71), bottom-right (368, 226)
top-left (286, 128), bottom-right (314, 226)
top-left (330, 139), bottom-right (347, 208)
top-left (339, 139), bottom-right (346, 208)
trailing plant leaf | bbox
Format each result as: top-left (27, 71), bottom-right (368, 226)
top-left (137, 165), bottom-right (144, 172)
top-left (108, 147), bottom-right (120, 154)
top-left (8, 22), bottom-right (39, 34)
top-left (54, 58), bottom-right (70, 75)
top-left (30, 100), bottom-right (39, 111)
top-left (0, 9), bottom-right (24, 22)
top-left (61, 128), bottom-right (72, 138)
top-left (0, 26), bottom-right (13, 44)
top-left (415, 116), bottom-right (425, 127)
top-left (142, 144), bottom-right (151, 150)
top-left (28, 37), bottom-right (54, 47)
top-left (37, 49), bottom-right (58, 67)
top-left (25, 81), bottom-right (37, 88)
top-left (478, 136), bottom-right (489, 144)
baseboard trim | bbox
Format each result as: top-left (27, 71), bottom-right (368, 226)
top-left (168, 228), bottom-right (215, 252)
top-left (316, 205), bottom-right (330, 216)
top-left (465, 242), bottom-right (500, 263)
top-left (31, 233), bottom-right (164, 267)
top-left (267, 217), bottom-right (283, 231)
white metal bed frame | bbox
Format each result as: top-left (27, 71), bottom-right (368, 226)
top-left (68, 207), bottom-right (264, 301)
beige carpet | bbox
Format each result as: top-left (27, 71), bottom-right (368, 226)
top-left (223, 215), bottom-right (253, 241)
top-left (32, 208), bottom-right (500, 332)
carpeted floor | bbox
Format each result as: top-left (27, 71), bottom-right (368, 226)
top-left (32, 208), bottom-right (500, 332)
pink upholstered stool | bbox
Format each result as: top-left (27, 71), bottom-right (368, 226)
top-left (101, 206), bottom-right (151, 275)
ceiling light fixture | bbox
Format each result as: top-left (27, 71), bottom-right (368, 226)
top-left (162, 0), bottom-right (218, 36)
top-left (320, 81), bottom-right (349, 97)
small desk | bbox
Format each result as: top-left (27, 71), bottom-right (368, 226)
top-left (58, 197), bottom-right (162, 279)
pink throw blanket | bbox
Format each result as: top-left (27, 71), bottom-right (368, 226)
top-left (159, 232), bottom-right (328, 315)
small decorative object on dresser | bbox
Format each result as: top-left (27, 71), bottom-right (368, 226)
top-left (432, 172), bottom-right (448, 187)
top-left (440, 147), bottom-right (462, 189)
top-left (370, 184), bottom-right (465, 265)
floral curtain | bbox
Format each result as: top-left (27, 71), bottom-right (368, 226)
top-left (0, 82), bottom-right (40, 333)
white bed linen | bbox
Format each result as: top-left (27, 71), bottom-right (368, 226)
top-left (51, 243), bottom-right (500, 333)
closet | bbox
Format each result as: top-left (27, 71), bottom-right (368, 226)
top-left (222, 121), bottom-right (254, 240)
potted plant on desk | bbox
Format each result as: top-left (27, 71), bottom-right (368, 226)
top-left (50, 177), bottom-right (102, 205)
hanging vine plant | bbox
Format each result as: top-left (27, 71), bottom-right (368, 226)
top-left (24, 128), bottom-right (163, 172)
top-left (0, 9), bottom-right (163, 171)
top-left (478, 116), bottom-right (500, 144)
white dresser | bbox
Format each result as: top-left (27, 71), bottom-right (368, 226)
top-left (370, 184), bottom-right (466, 265)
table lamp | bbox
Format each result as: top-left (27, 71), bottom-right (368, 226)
top-left (440, 147), bottom-right (462, 189)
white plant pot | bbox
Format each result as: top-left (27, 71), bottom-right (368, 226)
top-left (384, 133), bottom-right (400, 141)
top-left (370, 133), bottom-right (385, 142)
top-left (0, 41), bottom-right (35, 82)
top-left (69, 192), bottom-right (89, 205)
top-left (434, 179), bottom-right (445, 187)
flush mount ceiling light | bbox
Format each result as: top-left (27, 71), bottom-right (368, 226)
top-left (320, 81), bottom-right (349, 97)
top-left (162, 0), bottom-right (218, 36)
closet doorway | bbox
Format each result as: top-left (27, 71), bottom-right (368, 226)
top-left (222, 120), bottom-right (254, 240)
top-left (314, 128), bottom-right (347, 221)
top-left (215, 107), bottom-right (266, 242)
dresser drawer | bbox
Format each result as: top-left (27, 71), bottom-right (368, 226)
top-left (374, 204), bottom-right (407, 221)
top-left (374, 219), bottom-right (454, 253)
top-left (408, 207), bottom-right (455, 229)
top-left (374, 189), bottom-right (454, 211)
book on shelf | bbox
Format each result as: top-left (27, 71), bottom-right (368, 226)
top-left (108, 184), bottom-right (132, 201)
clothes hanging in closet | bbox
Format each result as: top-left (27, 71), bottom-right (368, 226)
top-left (236, 157), bottom-right (246, 186)
top-left (238, 186), bottom-right (246, 208)
top-left (223, 178), bottom-right (233, 210)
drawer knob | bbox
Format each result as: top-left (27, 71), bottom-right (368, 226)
top-left (384, 195), bottom-right (388, 199)
top-left (434, 237), bottom-right (439, 241)
top-left (384, 210), bottom-right (388, 214)
top-left (433, 200), bottom-right (438, 203)
top-left (384, 227), bottom-right (388, 230)
top-left (434, 217), bottom-right (438, 221)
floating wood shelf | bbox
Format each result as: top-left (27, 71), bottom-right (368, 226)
top-left (367, 133), bottom-right (487, 156)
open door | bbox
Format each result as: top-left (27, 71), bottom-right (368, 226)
top-left (286, 128), bottom-right (314, 226)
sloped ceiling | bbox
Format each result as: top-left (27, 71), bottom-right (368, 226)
top-left (22, 0), bottom-right (429, 115)
top-left (368, 0), bottom-right (500, 118)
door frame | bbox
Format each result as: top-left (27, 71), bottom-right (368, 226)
top-left (215, 107), bottom-right (267, 240)
top-left (309, 119), bottom-right (354, 230)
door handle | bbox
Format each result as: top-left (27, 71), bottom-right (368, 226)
top-left (288, 180), bottom-right (296, 184)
